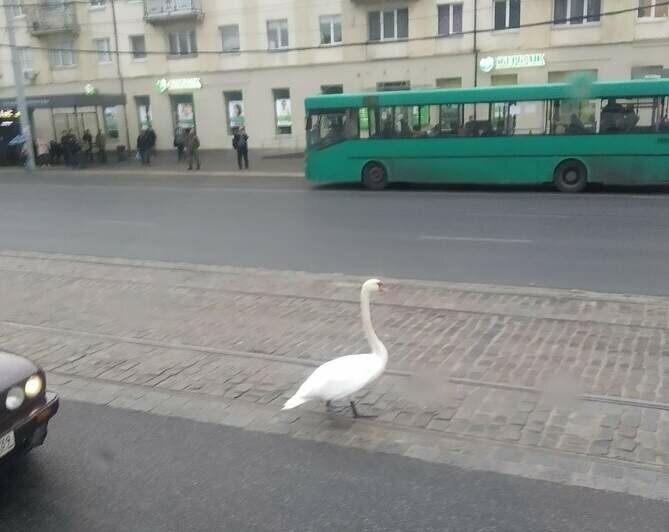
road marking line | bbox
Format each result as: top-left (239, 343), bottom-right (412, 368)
top-left (420, 235), bottom-right (533, 244)
top-left (96, 220), bottom-right (156, 227)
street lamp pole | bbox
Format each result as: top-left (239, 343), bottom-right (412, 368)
top-left (111, 0), bottom-right (132, 151)
top-left (3, 1), bottom-right (35, 171)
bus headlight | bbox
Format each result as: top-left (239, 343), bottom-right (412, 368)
top-left (24, 375), bottom-right (43, 398)
top-left (6, 386), bottom-right (25, 410)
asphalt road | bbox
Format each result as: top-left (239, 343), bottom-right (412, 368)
top-left (1, 400), bottom-right (667, 532)
top-left (0, 172), bottom-right (668, 294)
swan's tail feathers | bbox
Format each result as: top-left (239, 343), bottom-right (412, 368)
top-left (282, 394), bottom-right (308, 410)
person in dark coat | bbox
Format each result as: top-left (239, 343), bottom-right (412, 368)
top-left (146, 126), bottom-right (157, 157)
top-left (82, 129), bottom-right (93, 162)
top-left (137, 130), bottom-right (151, 165)
top-left (232, 126), bottom-right (249, 170)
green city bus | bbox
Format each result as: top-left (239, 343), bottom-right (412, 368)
top-left (304, 79), bottom-right (669, 192)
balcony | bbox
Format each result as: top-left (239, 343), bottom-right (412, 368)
top-left (144, 0), bottom-right (203, 24)
top-left (26, 2), bottom-right (79, 37)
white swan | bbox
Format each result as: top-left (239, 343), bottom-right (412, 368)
top-left (282, 278), bottom-right (388, 418)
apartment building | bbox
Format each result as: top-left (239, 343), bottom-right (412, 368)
top-left (0, 0), bottom-right (667, 151)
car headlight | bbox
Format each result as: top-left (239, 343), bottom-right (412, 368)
top-left (24, 374), bottom-right (43, 398)
top-left (6, 386), bottom-right (25, 410)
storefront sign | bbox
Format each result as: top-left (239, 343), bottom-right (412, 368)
top-left (479, 53), bottom-right (546, 73)
top-left (156, 78), bottom-right (202, 93)
top-left (84, 83), bottom-right (97, 95)
top-left (0, 109), bottom-right (20, 119)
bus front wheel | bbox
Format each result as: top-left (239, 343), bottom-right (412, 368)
top-left (554, 160), bottom-right (587, 193)
top-left (362, 162), bottom-right (388, 191)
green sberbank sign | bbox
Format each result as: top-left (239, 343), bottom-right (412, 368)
top-left (479, 53), bottom-right (546, 73)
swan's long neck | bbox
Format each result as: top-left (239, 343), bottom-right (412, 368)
top-left (361, 289), bottom-right (387, 362)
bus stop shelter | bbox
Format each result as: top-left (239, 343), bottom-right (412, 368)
top-left (0, 92), bottom-right (127, 146)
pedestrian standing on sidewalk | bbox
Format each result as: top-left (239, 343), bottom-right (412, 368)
top-left (185, 128), bottom-right (201, 171)
top-left (232, 126), bottom-right (249, 170)
top-left (137, 130), bottom-right (151, 166)
top-left (174, 126), bottom-right (185, 161)
top-left (82, 129), bottom-right (93, 163)
top-left (95, 129), bottom-right (107, 163)
top-left (146, 126), bottom-right (157, 158)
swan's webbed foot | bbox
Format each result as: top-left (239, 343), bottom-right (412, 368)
top-left (325, 400), bottom-right (348, 414)
top-left (350, 401), bottom-right (378, 419)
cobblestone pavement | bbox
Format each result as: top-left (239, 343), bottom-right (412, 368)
top-left (1, 250), bottom-right (668, 501)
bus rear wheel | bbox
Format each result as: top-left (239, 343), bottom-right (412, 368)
top-left (362, 162), bottom-right (388, 191)
top-left (554, 160), bottom-right (587, 193)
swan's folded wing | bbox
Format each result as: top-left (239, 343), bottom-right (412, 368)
top-left (297, 354), bottom-right (382, 400)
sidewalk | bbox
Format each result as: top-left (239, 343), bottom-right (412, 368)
top-left (1, 249), bottom-right (668, 500)
top-left (6, 149), bottom-right (305, 177)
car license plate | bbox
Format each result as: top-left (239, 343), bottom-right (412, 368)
top-left (0, 431), bottom-right (15, 458)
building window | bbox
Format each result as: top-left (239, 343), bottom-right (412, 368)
top-left (436, 77), bottom-right (462, 88)
top-left (90, 0), bottom-right (106, 6)
top-left (377, 81), bottom-right (411, 91)
top-left (94, 38), bottom-right (112, 64)
top-left (130, 35), bottom-right (147, 59)
top-left (554, 0), bottom-right (600, 24)
top-left (19, 47), bottom-right (33, 70)
top-left (368, 8), bottom-right (409, 41)
top-left (267, 19), bottom-right (289, 49)
top-left (220, 24), bottom-right (240, 53)
top-left (273, 88), bottom-right (292, 134)
top-left (11, 0), bottom-right (24, 17)
top-left (169, 29), bottom-right (197, 56)
top-left (493, 0), bottom-right (521, 30)
top-left (321, 84), bottom-right (343, 94)
top-left (638, 0), bottom-right (668, 17)
top-left (437, 4), bottom-right (463, 35)
top-left (50, 42), bottom-right (75, 68)
top-left (319, 15), bottom-right (342, 45)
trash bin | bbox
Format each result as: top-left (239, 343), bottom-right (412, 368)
top-left (116, 145), bottom-right (127, 162)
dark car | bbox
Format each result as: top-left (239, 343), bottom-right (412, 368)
top-left (0, 350), bottom-right (59, 462)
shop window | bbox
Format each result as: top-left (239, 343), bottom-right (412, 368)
top-left (103, 106), bottom-right (119, 139)
top-left (436, 77), bottom-right (462, 89)
top-left (135, 96), bottom-right (151, 130)
top-left (273, 89), bottom-right (292, 134)
top-left (224, 91), bottom-right (245, 134)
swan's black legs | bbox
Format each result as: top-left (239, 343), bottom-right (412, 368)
top-left (350, 401), bottom-right (377, 419)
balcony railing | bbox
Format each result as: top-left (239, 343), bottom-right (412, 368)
top-left (26, 2), bottom-right (79, 37)
top-left (144, 0), bottom-right (203, 23)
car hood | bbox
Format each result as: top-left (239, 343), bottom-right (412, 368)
top-left (0, 351), bottom-right (39, 388)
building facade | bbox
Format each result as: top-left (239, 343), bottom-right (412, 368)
top-left (0, 0), bottom-right (667, 151)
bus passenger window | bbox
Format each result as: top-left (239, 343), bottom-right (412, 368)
top-left (599, 97), bottom-right (659, 134)
top-left (551, 99), bottom-right (596, 135)
top-left (379, 107), bottom-right (394, 137)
